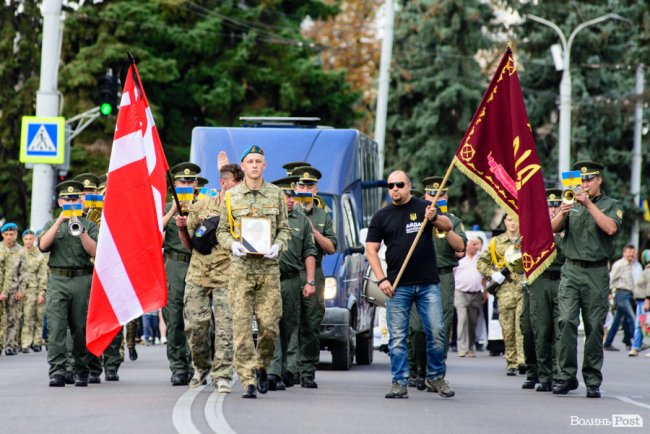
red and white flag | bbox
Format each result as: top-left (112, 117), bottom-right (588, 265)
top-left (86, 63), bottom-right (169, 356)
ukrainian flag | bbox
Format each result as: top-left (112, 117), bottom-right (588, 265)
top-left (436, 199), bottom-right (448, 213)
top-left (175, 187), bottom-right (194, 201)
top-left (196, 188), bottom-right (218, 201)
top-left (62, 203), bottom-right (83, 217)
top-left (84, 194), bottom-right (104, 209)
top-left (295, 192), bottom-right (314, 204)
top-left (561, 170), bottom-right (581, 187)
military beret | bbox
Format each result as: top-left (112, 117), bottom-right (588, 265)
top-left (56, 180), bottom-right (85, 197)
top-left (272, 176), bottom-right (299, 194)
top-left (240, 145), bottom-right (264, 162)
top-left (573, 160), bottom-right (604, 180)
top-left (74, 173), bottom-right (100, 191)
top-left (282, 161), bottom-right (311, 176)
top-left (642, 249), bottom-right (650, 267)
top-left (422, 176), bottom-right (450, 193)
top-left (171, 162), bottom-right (201, 180)
top-left (1, 222), bottom-right (18, 233)
top-left (22, 228), bottom-right (34, 237)
top-left (295, 166), bottom-right (322, 185)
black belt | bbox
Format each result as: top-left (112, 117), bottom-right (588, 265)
top-left (566, 258), bottom-right (607, 268)
top-left (166, 252), bottom-right (191, 263)
top-left (616, 288), bottom-right (633, 293)
top-left (50, 268), bottom-right (93, 277)
top-left (542, 270), bottom-right (561, 280)
top-left (438, 267), bottom-right (454, 275)
top-left (281, 271), bottom-right (300, 280)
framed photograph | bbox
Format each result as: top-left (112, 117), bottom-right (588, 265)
top-left (240, 217), bottom-right (272, 255)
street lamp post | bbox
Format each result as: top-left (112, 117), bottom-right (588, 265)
top-left (526, 13), bottom-right (627, 183)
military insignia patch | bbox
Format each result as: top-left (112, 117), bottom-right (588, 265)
top-left (83, 180), bottom-right (90, 186)
top-left (410, 213), bottom-right (417, 221)
top-left (433, 183), bottom-right (440, 189)
top-left (616, 209), bottom-right (623, 219)
top-left (184, 168), bottom-right (190, 175)
top-left (581, 167), bottom-right (587, 173)
top-left (549, 194), bottom-right (556, 200)
top-left (67, 186), bottom-right (74, 193)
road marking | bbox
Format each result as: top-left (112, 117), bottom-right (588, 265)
top-left (205, 374), bottom-right (239, 434)
top-left (616, 396), bottom-right (650, 410)
top-left (172, 385), bottom-right (207, 434)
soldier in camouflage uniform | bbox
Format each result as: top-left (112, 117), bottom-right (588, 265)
top-left (526, 189), bottom-right (566, 392)
top-left (551, 161), bottom-right (622, 398)
top-left (176, 163), bottom-right (243, 393)
top-left (477, 214), bottom-right (525, 375)
top-left (292, 166), bottom-right (337, 388)
top-left (19, 229), bottom-right (48, 353)
top-left (408, 177), bottom-right (466, 389)
top-left (38, 180), bottom-right (98, 387)
top-left (0, 222), bottom-right (27, 356)
top-left (216, 145), bottom-right (291, 399)
top-left (163, 162), bottom-right (201, 386)
top-left (267, 176), bottom-right (317, 391)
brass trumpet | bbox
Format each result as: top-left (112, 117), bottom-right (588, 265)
top-left (561, 186), bottom-right (589, 205)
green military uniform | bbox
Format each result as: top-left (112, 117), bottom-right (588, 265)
top-left (20, 240), bottom-right (48, 350)
top-left (184, 194), bottom-right (233, 386)
top-left (290, 167), bottom-right (337, 384)
top-left (39, 180), bottom-right (99, 385)
top-left (0, 228), bottom-right (26, 354)
top-left (268, 177), bottom-right (317, 386)
top-left (555, 161), bottom-right (623, 394)
top-left (75, 172), bottom-right (122, 382)
top-left (478, 232), bottom-right (525, 371)
top-left (216, 167), bottom-right (291, 392)
top-left (409, 177), bottom-right (466, 382)
top-left (164, 162), bottom-right (201, 384)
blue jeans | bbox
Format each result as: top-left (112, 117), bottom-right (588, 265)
top-left (632, 300), bottom-right (646, 351)
top-left (386, 283), bottom-right (446, 384)
top-left (143, 313), bottom-right (160, 341)
top-left (604, 290), bottom-right (635, 347)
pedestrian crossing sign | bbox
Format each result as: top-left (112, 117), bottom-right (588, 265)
top-left (20, 116), bottom-right (65, 164)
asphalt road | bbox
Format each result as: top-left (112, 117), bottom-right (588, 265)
top-left (1, 337), bottom-right (649, 434)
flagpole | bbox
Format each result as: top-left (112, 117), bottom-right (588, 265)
top-left (392, 157), bottom-right (457, 289)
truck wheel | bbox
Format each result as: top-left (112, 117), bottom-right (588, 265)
top-left (355, 332), bottom-right (373, 365)
top-left (331, 339), bottom-right (353, 370)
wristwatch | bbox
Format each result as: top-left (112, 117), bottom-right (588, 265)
top-left (306, 280), bottom-right (316, 286)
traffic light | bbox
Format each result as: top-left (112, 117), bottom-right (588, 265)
top-left (98, 70), bottom-right (118, 116)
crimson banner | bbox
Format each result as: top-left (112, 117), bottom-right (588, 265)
top-left (454, 47), bottom-right (555, 282)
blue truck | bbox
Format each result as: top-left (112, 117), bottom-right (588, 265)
top-left (190, 118), bottom-right (381, 369)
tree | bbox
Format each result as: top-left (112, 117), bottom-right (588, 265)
top-left (59, 0), bottom-right (360, 168)
top-left (0, 1), bottom-right (42, 228)
top-left (385, 0), bottom-right (495, 228)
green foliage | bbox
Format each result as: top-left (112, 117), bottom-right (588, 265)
top-left (386, 0), bottom-right (496, 228)
top-left (60, 0), bottom-right (359, 168)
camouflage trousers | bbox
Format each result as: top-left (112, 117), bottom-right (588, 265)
top-left (497, 288), bottom-right (524, 369)
top-left (227, 266), bottom-right (282, 387)
top-left (125, 318), bottom-right (139, 349)
top-left (20, 293), bottom-right (45, 348)
top-left (3, 295), bottom-right (23, 349)
top-left (184, 282), bottom-right (233, 382)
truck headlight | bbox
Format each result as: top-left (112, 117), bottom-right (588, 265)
top-left (324, 277), bottom-right (337, 300)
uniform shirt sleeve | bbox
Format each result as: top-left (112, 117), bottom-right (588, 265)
top-left (476, 243), bottom-right (494, 278)
top-left (365, 211), bottom-right (383, 244)
top-left (453, 216), bottom-right (468, 251)
top-left (302, 217), bottom-right (318, 260)
top-left (37, 254), bottom-right (48, 297)
top-left (18, 252), bottom-right (28, 293)
top-left (605, 198), bottom-right (624, 232)
top-left (273, 189), bottom-right (291, 252)
top-left (85, 219), bottom-right (99, 241)
top-left (216, 193), bottom-right (235, 251)
top-left (37, 220), bottom-right (55, 253)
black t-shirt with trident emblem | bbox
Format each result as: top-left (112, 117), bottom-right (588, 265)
top-left (366, 197), bottom-right (440, 286)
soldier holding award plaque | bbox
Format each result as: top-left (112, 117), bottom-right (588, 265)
top-left (217, 145), bottom-right (291, 399)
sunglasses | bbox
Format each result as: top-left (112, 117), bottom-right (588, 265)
top-left (387, 182), bottom-right (406, 189)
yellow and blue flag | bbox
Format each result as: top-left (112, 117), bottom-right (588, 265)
top-left (175, 187), bottom-right (194, 201)
top-left (295, 192), bottom-right (314, 204)
top-left (436, 199), bottom-right (448, 213)
top-left (561, 170), bottom-right (581, 187)
top-left (196, 187), bottom-right (218, 201)
top-left (84, 194), bottom-right (104, 209)
top-left (62, 203), bottom-right (83, 217)
top-left (643, 199), bottom-right (650, 222)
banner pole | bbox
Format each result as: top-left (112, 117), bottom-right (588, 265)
top-left (392, 156), bottom-right (457, 290)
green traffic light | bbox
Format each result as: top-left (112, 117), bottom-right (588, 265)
top-left (100, 102), bottom-right (113, 116)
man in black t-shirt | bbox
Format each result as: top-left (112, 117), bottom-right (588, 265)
top-left (366, 170), bottom-right (456, 399)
